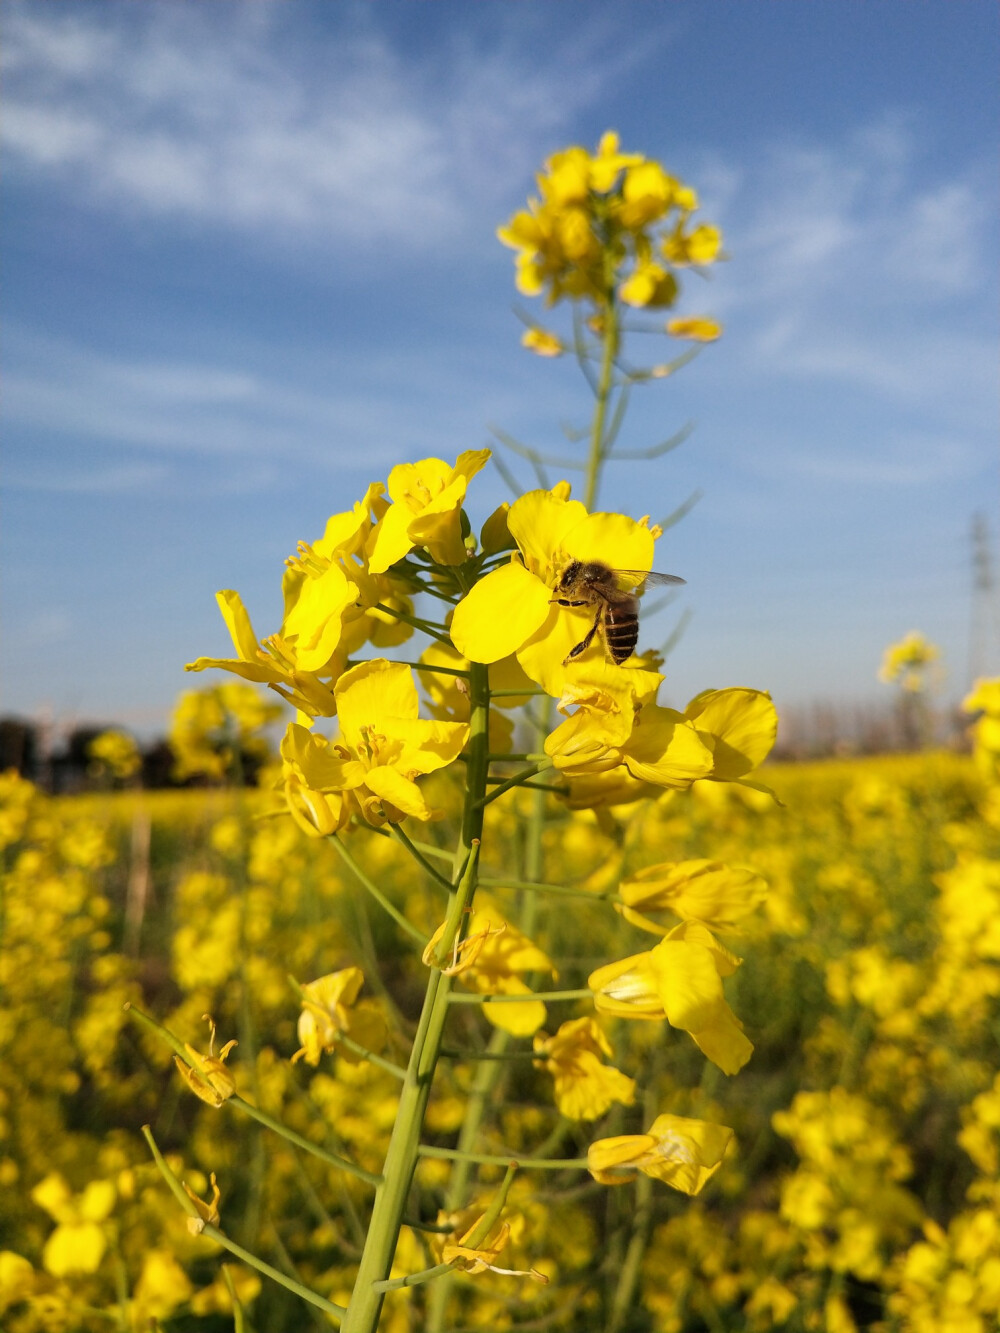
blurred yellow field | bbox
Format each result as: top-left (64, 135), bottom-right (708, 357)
top-left (3, 743), bottom-right (998, 1332)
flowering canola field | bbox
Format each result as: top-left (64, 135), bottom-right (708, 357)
top-left (5, 132), bottom-right (1000, 1333)
top-left (2, 745), bottom-right (999, 1332)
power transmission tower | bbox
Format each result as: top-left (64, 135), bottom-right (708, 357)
top-left (969, 511), bottom-right (1000, 686)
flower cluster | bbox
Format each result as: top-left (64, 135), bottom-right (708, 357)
top-left (498, 130), bottom-right (721, 318)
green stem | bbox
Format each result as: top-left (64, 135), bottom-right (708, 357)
top-left (358, 822), bottom-right (454, 860)
top-left (417, 1145), bottom-right (588, 1171)
top-left (447, 988), bottom-right (592, 1005)
top-left (479, 877), bottom-right (620, 902)
top-left (142, 1126), bottom-right (346, 1321)
top-left (427, 700), bottom-right (553, 1333)
top-left (478, 762), bottom-right (551, 807)
top-left (373, 1263), bottom-right (454, 1293)
top-left (126, 999), bottom-right (382, 1185)
top-left (391, 823), bottom-right (453, 889)
top-left (340, 662), bottom-right (492, 1333)
top-left (372, 603), bottom-right (452, 644)
top-left (329, 834), bottom-right (429, 946)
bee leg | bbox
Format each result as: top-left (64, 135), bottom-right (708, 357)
top-left (551, 597), bottom-right (588, 607)
top-left (564, 609), bottom-right (602, 663)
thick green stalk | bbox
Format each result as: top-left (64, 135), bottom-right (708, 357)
top-left (426, 703), bottom-right (553, 1333)
top-left (340, 663), bottom-right (491, 1333)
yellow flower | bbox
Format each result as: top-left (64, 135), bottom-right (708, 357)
top-left (618, 858), bottom-right (768, 936)
top-left (441, 1219), bottom-right (549, 1283)
top-left (278, 659), bottom-right (469, 834)
top-left (521, 326), bottom-right (565, 356)
top-left (0, 1252), bottom-right (35, 1312)
top-left (87, 729), bottom-right (141, 779)
top-left (662, 222), bottom-right (723, 266)
top-left (291, 968), bottom-right (387, 1066)
top-left (498, 131), bottom-right (720, 319)
top-left (589, 922), bottom-right (753, 1075)
top-left (667, 316), bottom-right (722, 342)
top-left (187, 484), bottom-right (404, 716)
top-left (878, 631), bottom-right (941, 692)
top-left (132, 1250), bottom-right (194, 1321)
top-left (31, 1173), bottom-right (116, 1276)
top-left (174, 1015), bottom-right (238, 1108)
top-left (588, 1113), bottom-right (733, 1194)
top-left (368, 450), bottom-right (491, 573)
top-left (183, 1172), bottom-right (222, 1235)
top-left (451, 483), bottom-right (664, 698)
top-left (533, 1017), bottom-right (636, 1120)
top-left (620, 262), bottom-right (678, 309)
top-left (546, 685), bottom-right (776, 805)
top-left (437, 897), bottom-right (556, 1036)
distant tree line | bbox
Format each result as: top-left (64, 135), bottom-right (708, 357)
top-left (0, 717), bottom-right (267, 793)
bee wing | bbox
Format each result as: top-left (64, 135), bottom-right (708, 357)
top-left (610, 568), bottom-right (686, 594)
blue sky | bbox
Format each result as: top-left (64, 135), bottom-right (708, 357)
top-left (3, 0), bottom-right (998, 739)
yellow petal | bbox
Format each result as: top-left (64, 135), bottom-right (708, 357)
top-left (508, 489), bottom-right (588, 580)
top-left (684, 688), bottom-right (777, 779)
top-left (648, 938), bottom-right (724, 1031)
top-left (619, 859), bottom-right (768, 932)
top-left (364, 766), bottom-right (434, 821)
top-left (482, 993), bottom-right (548, 1036)
top-left (367, 501), bottom-right (416, 574)
top-left (216, 589), bottom-right (261, 662)
top-left (688, 1008), bottom-right (754, 1076)
top-left (641, 1114), bottom-right (734, 1193)
top-left (589, 953), bottom-right (664, 1020)
top-left (336, 660), bottom-right (419, 740)
top-left (281, 563), bottom-right (359, 672)
top-left (42, 1223), bottom-right (107, 1277)
top-left (667, 317), bottom-right (722, 342)
top-left (450, 561), bottom-right (551, 664)
top-left (622, 709), bottom-right (714, 787)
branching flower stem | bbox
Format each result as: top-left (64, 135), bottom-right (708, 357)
top-left (125, 1004), bottom-right (381, 1185)
top-left (329, 834), bottom-right (429, 946)
top-left (391, 823), bottom-right (453, 890)
top-left (142, 1126), bottom-right (348, 1321)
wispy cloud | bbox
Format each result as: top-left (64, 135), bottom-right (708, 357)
top-left (2, 327), bottom-right (525, 483)
top-left (691, 116), bottom-right (998, 436)
top-left (2, 4), bottom-right (607, 247)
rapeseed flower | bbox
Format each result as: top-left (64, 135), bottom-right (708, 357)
top-left (87, 729), bottom-right (141, 780)
top-left (878, 631), bottom-right (941, 692)
top-left (174, 1016), bottom-right (238, 1108)
top-left (368, 450), bottom-right (491, 573)
top-left (292, 968), bottom-right (387, 1066)
top-left (30, 1173), bottom-right (116, 1276)
top-left (618, 859), bottom-right (768, 935)
top-left (533, 1017), bottom-right (636, 1120)
top-left (278, 659), bottom-right (469, 834)
top-left (547, 684), bottom-right (777, 805)
top-left (588, 1113), bottom-right (733, 1195)
top-left (589, 923), bottom-right (753, 1074)
top-left (498, 131), bottom-right (720, 313)
top-left (432, 897), bottom-right (556, 1035)
top-left (451, 482), bottom-right (664, 696)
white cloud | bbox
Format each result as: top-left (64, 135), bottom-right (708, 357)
top-left (767, 429), bottom-right (976, 487)
top-left (697, 117), bottom-right (998, 424)
top-left (1, 4), bottom-right (602, 245)
top-left (8, 460), bottom-right (171, 494)
top-left (2, 327), bottom-right (519, 478)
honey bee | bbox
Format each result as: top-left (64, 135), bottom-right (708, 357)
top-left (551, 560), bottom-right (685, 665)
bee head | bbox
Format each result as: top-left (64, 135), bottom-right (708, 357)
top-left (554, 559), bottom-right (583, 592)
